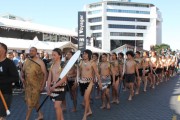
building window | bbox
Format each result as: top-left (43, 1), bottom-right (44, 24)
top-left (107, 9), bottom-right (150, 14)
top-left (109, 24), bottom-right (147, 30)
top-left (110, 32), bottom-right (135, 36)
top-left (89, 3), bottom-right (102, 8)
top-left (90, 25), bottom-right (102, 30)
top-left (94, 40), bottom-right (102, 49)
top-left (136, 26), bottom-right (147, 29)
top-left (109, 24), bottom-right (135, 29)
top-left (88, 10), bottom-right (101, 15)
top-left (107, 16), bottom-right (150, 22)
top-left (110, 39), bottom-right (143, 50)
top-left (88, 17), bottom-right (102, 23)
top-left (107, 16), bottom-right (135, 21)
top-left (136, 33), bottom-right (143, 37)
top-left (92, 33), bottom-right (102, 37)
top-left (107, 2), bottom-right (150, 8)
top-left (136, 18), bottom-right (150, 22)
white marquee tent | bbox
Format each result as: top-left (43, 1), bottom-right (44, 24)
top-left (0, 37), bottom-right (77, 53)
top-left (0, 17), bottom-right (77, 36)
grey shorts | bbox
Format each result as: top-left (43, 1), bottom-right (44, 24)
top-left (101, 76), bottom-right (111, 90)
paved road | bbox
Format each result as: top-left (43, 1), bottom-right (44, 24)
top-left (6, 74), bottom-right (180, 120)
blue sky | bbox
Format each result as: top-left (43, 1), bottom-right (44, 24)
top-left (0, 0), bottom-right (179, 50)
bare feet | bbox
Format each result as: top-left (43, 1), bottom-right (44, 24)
top-left (82, 112), bottom-right (92, 120)
top-left (35, 114), bottom-right (43, 120)
top-left (135, 91), bottom-right (139, 95)
top-left (86, 111), bottom-right (92, 116)
top-left (82, 116), bottom-right (86, 120)
top-left (116, 99), bottom-right (120, 104)
top-left (100, 105), bottom-right (106, 109)
top-left (128, 95), bottom-right (132, 101)
top-left (110, 100), bottom-right (116, 104)
top-left (107, 103), bottom-right (110, 110)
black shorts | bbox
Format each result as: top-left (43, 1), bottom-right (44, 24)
top-left (66, 80), bottom-right (75, 92)
top-left (164, 67), bottom-right (169, 72)
top-left (152, 67), bottom-right (156, 74)
top-left (0, 94), bottom-right (12, 117)
top-left (170, 66), bottom-right (175, 71)
top-left (135, 68), bottom-right (143, 77)
top-left (50, 86), bottom-right (66, 101)
top-left (79, 82), bottom-right (90, 96)
top-left (156, 68), bottom-right (163, 74)
top-left (111, 75), bottom-right (119, 85)
top-left (125, 73), bottom-right (135, 83)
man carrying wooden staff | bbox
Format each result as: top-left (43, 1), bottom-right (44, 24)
top-left (0, 42), bottom-right (19, 120)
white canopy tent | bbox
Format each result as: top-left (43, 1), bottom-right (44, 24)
top-left (0, 37), bottom-right (77, 53)
top-left (0, 17), bottom-right (77, 36)
top-left (86, 46), bottom-right (109, 53)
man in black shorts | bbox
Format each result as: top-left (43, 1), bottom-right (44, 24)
top-left (124, 51), bottom-right (140, 101)
top-left (66, 51), bottom-right (78, 112)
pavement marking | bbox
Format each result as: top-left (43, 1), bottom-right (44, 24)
top-left (177, 95), bottom-right (180, 101)
top-left (172, 115), bottom-right (177, 120)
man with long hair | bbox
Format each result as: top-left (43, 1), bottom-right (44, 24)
top-left (79, 49), bottom-right (101, 120)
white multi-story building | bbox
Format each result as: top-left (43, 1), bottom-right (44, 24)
top-left (85, 0), bottom-right (162, 51)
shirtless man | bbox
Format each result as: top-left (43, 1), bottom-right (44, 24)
top-left (155, 56), bottom-right (163, 85)
top-left (79, 49), bottom-right (101, 120)
top-left (92, 53), bottom-right (100, 99)
top-left (47, 48), bottom-right (67, 120)
top-left (170, 52), bottom-right (177, 76)
top-left (157, 56), bottom-right (164, 82)
top-left (134, 51), bottom-right (143, 95)
top-left (110, 52), bottom-right (120, 104)
top-left (142, 51), bottom-right (152, 92)
top-left (161, 55), bottom-right (168, 81)
top-left (99, 53), bottom-right (112, 109)
top-left (166, 55), bottom-right (172, 80)
top-left (124, 51), bottom-right (140, 101)
top-left (66, 51), bottom-right (78, 112)
top-left (118, 52), bottom-right (124, 91)
top-left (150, 51), bottom-right (158, 89)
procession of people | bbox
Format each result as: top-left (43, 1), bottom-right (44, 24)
top-left (0, 42), bottom-right (180, 120)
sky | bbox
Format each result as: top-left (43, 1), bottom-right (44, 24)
top-left (0, 0), bottom-right (180, 50)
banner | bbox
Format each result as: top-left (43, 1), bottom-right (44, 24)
top-left (78, 11), bottom-right (86, 52)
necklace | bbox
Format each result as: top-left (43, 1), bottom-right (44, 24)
top-left (83, 61), bottom-right (88, 66)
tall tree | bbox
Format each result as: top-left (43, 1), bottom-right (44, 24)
top-left (154, 43), bottom-right (170, 54)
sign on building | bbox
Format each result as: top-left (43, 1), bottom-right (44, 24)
top-left (78, 11), bottom-right (86, 52)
